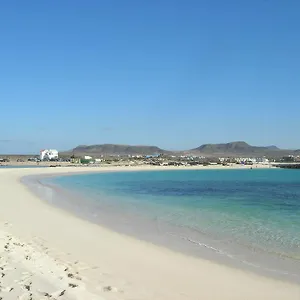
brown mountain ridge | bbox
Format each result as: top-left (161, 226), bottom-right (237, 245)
top-left (65, 141), bottom-right (297, 157)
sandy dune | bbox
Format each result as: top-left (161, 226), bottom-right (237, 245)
top-left (0, 166), bottom-right (299, 300)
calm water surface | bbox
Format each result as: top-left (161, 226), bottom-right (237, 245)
top-left (40, 168), bottom-right (300, 281)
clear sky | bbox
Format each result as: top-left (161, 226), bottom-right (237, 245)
top-left (1, 0), bottom-right (300, 154)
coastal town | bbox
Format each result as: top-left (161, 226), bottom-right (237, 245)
top-left (1, 147), bottom-right (300, 169)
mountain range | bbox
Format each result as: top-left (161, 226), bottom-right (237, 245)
top-left (68, 144), bottom-right (170, 156)
top-left (65, 141), bottom-right (299, 157)
top-left (190, 141), bottom-right (290, 156)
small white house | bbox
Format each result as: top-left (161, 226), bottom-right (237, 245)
top-left (40, 149), bottom-right (59, 161)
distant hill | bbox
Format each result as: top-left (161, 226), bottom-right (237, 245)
top-left (63, 141), bottom-right (297, 158)
top-left (265, 145), bottom-right (280, 150)
top-left (191, 141), bottom-right (291, 157)
top-left (294, 149), bottom-right (300, 155)
top-left (66, 144), bottom-right (168, 156)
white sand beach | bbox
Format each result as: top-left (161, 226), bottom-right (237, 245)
top-left (0, 166), bottom-right (299, 300)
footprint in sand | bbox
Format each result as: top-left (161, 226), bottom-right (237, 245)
top-left (103, 286), bottom-right (113, 292)
top-left (23, 282), bottom-right (32, 291)
top-left (40, 291), bottom-right (52, 298)
top-left (1, 286), bottom-right (14, 292)
top-left (102, 285), bottom-right (122, 294)
top-left (51, 289), bottom-right (66, 297)
top-left (18, 292), bottom-right (33, 300)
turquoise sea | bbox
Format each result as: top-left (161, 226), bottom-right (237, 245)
top-left (39, 168), bottom-right (300, 282)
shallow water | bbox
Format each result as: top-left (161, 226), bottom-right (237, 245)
top-left (30, 168), bottom-right (300, 283)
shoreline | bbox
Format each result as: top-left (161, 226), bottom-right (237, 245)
top-left (25, 168), bottom-right (300, 285)
top-left (0, 166), bottom-right (299, 299)
top-left (1, 161), bottom-right (274, 169)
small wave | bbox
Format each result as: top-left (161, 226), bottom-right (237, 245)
top-left (166, 231), bottom-right (300, 280)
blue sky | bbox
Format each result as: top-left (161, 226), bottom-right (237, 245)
top-left (1, 0), bottom-right (300, 154)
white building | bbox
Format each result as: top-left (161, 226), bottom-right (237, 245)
top-left (84, 155), bottom-right (93, 160)
top-left (40, 149), bottom-right (59, 161)
top-left (256, 157), bottom-right (269, 164)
